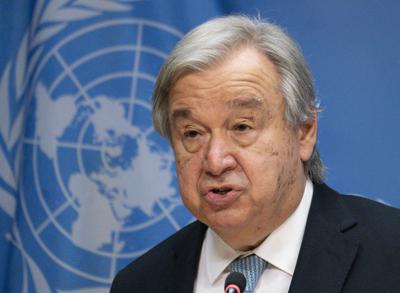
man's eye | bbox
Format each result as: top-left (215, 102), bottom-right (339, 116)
top-left (184, 130), bottom-right (200, 138)
top-left (234, 123), bottom-right (252, 132)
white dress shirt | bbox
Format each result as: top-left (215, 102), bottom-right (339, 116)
top-left (194, 180), bottom-right (313, 293)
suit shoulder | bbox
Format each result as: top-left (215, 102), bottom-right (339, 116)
top-left (341, 193), bottom-right (399, 225)
top-left (339, 193), bottom-right (400, 247)
top-left (110, 221), bottom-right (206, 292)
top-left (316, 183), bottom-right (399, 227)
top-left (314, 183), bottom-right (400, 245)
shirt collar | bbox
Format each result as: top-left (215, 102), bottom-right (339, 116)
top-left (204, 179), bottom-right (314, 284)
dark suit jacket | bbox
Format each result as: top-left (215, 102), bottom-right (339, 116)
top-left (111, 183), bottom-right (400, 292)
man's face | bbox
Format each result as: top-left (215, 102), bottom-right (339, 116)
top-left (168, 47), bottom-right (316, 250)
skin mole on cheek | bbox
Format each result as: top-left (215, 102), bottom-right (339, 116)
top-left (175, 155), bottom-right (192, 169)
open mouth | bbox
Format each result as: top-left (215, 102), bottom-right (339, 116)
top-left (211, 187), bottom-right (233, 195)
top-left (203, 185), bottom-right (241, 206)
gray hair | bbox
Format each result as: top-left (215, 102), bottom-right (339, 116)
top-left (152, 15), bottom-right (324, 183)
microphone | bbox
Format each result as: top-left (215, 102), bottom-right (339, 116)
top-left (224, 272), bottom-right (246, 293)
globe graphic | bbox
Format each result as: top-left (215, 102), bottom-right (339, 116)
top-left (20, 19), bottom-right (192, 283)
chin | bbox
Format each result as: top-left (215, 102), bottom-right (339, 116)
top-left (202, 208), bottom-right (250, 232)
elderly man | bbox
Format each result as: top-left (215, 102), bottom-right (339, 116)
top-left (111, 15), bottom-right (400, 292)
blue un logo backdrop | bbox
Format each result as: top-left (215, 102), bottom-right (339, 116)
top-left (1, 1), bottom-right (399, 292)
top-left (0, 1), bottom-right (196, 292)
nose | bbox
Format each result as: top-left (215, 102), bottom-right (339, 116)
top-left (203, 133), bottom-right (237, 176)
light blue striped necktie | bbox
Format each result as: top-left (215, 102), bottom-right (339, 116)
top-left (228, 254), bottom-right (267, 293)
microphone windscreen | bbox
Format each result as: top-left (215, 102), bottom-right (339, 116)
top-left (224, 272), bottom-right (246, 293)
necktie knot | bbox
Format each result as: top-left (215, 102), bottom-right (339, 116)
top-left (228, 254), bottom-right (267, 293)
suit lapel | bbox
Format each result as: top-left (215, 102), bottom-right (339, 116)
top-left (164, 221), bottom-right (207, 293)
top-left (289, 184), bottom-right (359, 293)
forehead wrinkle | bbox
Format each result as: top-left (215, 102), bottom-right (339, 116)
top-left (222, 76), bottom-right (281, 101)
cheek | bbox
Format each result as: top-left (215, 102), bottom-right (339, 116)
top-left (250, 139), bottom-right (282, 172)
top-left (174, 153), bottom-right (205, 217)
top-left (175, 151), bottom-right (201, 192)
top-left (244, 132), bottom-right (299, 192)
top-left (275, 137), bottom-right (301, 190)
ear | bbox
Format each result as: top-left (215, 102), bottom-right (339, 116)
top-left (297, 111), bottom-right (318, 162)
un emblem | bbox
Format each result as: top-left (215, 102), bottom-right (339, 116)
top-left (20, 18), bottom-right (192, 284)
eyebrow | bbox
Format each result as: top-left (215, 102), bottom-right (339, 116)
top-left (171, 108), bottom-right (192, 121)
top-left (227, 97), bottom-right (264, 109)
